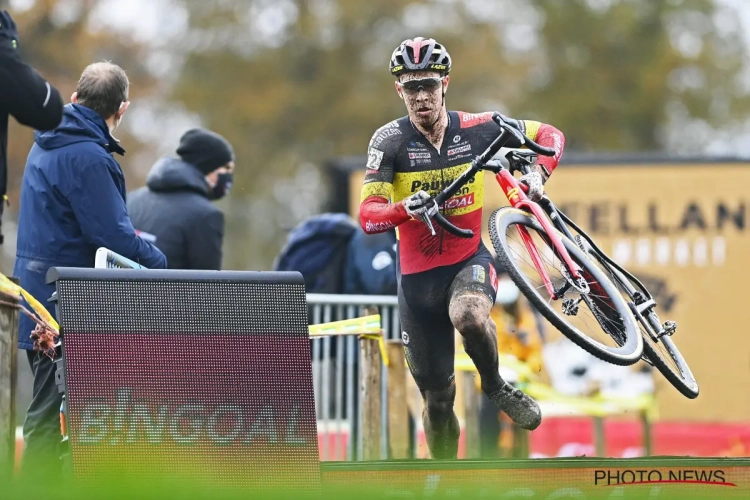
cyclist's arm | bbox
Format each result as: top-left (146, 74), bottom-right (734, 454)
top-left (359, 130), bottom-right (410, 234)
top-left (518, 120), bottom-right (565, 180)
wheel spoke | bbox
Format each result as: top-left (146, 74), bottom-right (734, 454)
top-left (491, 209), bottom-right (639, 362)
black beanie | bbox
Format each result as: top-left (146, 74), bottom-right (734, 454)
top-left (176, 128), bottom-right (235, 175)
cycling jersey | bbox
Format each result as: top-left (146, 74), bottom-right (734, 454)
top-left (359, 111), bottom-right (565, 275)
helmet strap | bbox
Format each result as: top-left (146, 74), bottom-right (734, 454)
top-left (430, 85), bottom-right (446, 128)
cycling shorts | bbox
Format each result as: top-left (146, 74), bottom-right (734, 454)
top-left (397, 243), bottom-right (498, 392)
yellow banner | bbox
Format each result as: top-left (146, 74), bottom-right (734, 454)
top-left (350, 162), bottom-right (750, 423)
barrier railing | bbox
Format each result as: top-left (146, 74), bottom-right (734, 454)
top-left (306, 293), bottom-right (404, 462)
top-left (308, 293), bottom-right (657, 462)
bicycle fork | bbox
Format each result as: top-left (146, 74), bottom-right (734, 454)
top-left (496, 170), bottom-right (583, 300)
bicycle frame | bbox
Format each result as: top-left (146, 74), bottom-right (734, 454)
top-left (498, 160), bottom-right (663, 335)
top-left (495, 168), bottom-right (583, 300)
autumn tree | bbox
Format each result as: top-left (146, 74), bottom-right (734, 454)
top-left (517, 0), bottom-right (750, 152)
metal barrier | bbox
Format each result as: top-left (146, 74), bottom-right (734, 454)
top-left (306, 293), bottom-right (402, 462)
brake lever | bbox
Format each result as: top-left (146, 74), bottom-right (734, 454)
top-left (416, 197), bottom-right (438, 236)
top-left (422, 213), bottom-right (437, 236)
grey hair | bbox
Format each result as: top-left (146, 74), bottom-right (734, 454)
top-left (75, 61), bottom-right (129, 120)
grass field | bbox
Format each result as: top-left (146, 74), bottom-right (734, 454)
top-left (5, 456), bottom-right (750, 499)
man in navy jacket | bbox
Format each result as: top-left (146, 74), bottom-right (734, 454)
top-left (13, 61), bottom-right (166, 478)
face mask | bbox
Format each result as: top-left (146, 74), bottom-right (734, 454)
top-left (209, 172), bottom-right (233, 200)
top-left (495, 278), bottom-right (520, 305)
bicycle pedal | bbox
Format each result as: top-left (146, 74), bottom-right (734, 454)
top-left (657, 320), bottom-right (677, 338)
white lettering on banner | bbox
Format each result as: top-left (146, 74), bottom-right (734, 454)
top-left (76, 388), bottom-right (307, 447)
top-left (546, 488), bottom-right (586, 499)
top-left (424, 474), bottom-right (441, 496)
top-left (386, 479), bottom-right (598, 500)
top-left (610, 236), bottom-right (726, 268)
top-left (366, 220), bottom-right (395, 232)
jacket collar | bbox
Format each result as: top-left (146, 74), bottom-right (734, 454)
top-left (70, 103), bottom-right (126, 156)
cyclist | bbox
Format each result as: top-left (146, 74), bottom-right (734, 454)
top-left (358, 37), bottom-right (566, 459)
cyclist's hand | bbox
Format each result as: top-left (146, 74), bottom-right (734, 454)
top-left (403, 190), bottom-right (438, 219)
top-left (519, 170), bottom-right (544, 201)
top-left (0, 10), bottom-right (19, 48)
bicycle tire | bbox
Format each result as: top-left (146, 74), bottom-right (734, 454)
top-left (489, 207), bottom-right (642, 366)
top-left (578, 238), bottom-right (699, 399)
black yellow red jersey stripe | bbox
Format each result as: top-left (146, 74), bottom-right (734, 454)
top-left (359, 111), bottom-right (565, 275)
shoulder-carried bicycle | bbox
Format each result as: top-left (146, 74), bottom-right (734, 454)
top-left (422, 113), bottom-right (698, 399)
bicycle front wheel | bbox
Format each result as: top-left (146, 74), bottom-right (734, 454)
top-left (489, 207), bottom-right (642, 366)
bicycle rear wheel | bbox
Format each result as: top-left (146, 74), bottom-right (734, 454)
top-left (489, 207), bottom-right (642, 366)
top-left (575, 236), bottom-right (699, 399)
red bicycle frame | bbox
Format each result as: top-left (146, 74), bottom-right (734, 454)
top-left (495, 169), bottom-right (582, 300)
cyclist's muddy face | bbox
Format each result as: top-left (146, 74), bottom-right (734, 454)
top-left (396, 71), bottom-right (448, 127)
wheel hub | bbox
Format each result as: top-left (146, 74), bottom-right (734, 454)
top-left (562, 297), bottom-right (581, 316)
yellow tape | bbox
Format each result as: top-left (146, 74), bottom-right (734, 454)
top-left (308, 315), bottom-right (382, 336)
top-left (0, 273), bottom-right (59, 332)
top-left (308, 315), bottom-right (389, 367)
top-left (360, 332), bottom-right (390, 368)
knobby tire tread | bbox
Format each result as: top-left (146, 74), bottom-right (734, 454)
top-left (589, 253), bottom-right (699, 399)
top-left (489, 207), bottom-right (641, 366)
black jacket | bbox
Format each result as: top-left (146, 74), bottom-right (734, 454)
top-left (127, 157), bottom-right (225, 270)
top-left (0, 36), bottom-right (63, 242)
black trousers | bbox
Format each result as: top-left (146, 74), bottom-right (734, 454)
top-left (20, 349), bottom-right (62, 479)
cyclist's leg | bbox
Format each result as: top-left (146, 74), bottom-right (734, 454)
top-left (447, 247), bottom-right (542, 431)
top-left (447, 247), bottom-right (503, 391)
top-left (398, 273), bottom-right (460, 459)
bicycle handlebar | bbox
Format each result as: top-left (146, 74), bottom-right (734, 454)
top-left (428, 113), bottom-right (557, 239)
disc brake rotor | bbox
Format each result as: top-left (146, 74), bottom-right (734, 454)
top-left (560, 265), bottom-right (590, 294)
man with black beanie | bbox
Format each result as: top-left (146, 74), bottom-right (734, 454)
top-left (127, 128), bottom-right (235, 270)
